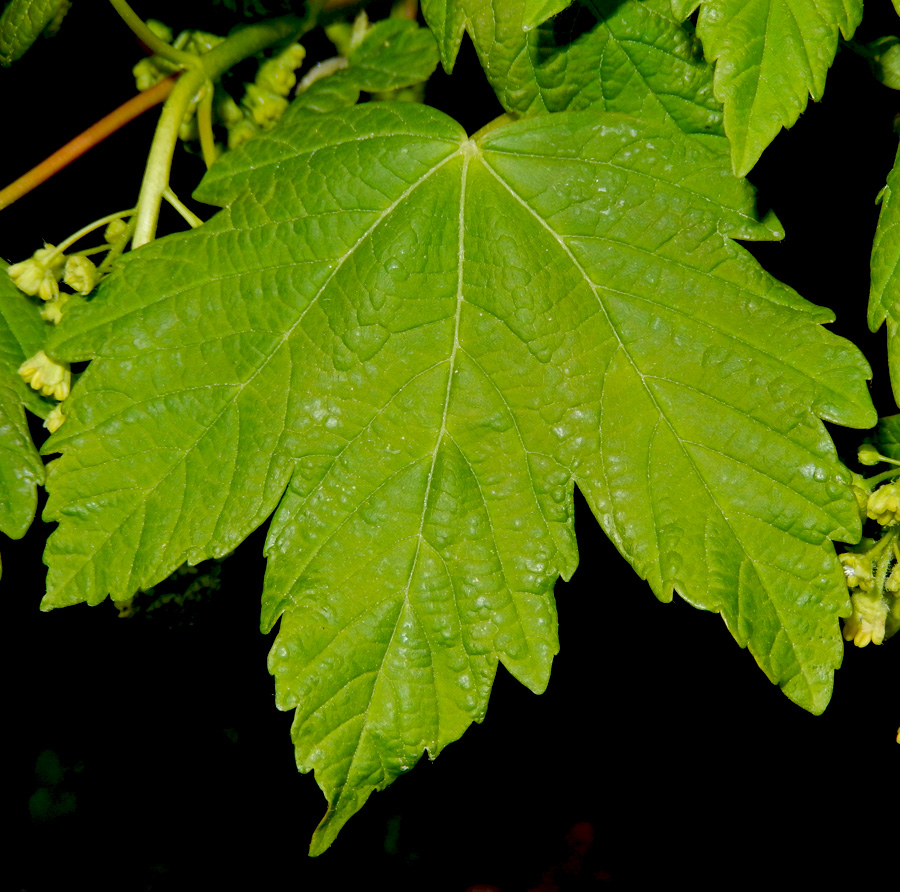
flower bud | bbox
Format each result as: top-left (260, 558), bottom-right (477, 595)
top-left (242, 83), bottom-right (288, 128)
top-left (227, 117), bottom-right (258, 150)
top-left (257, 44), bottom-right (306, 96)
top-left (857, 443), bottom-right (886, 466)
top-left (18, 350), bottom-right (71, 401)
top-left (146, 19), bottom-right (173, 43)
top-left (63, 255), bottom-right (97, 295)
top-left (840, 552), bottom-right (875, 591)
top-left (186, 30), bottom-right (224, 55)
top-left (133, 56), bottom-right (166, 92)
top-left (216, 94), bottom-right (244, 126)
top-left (105, 217), bottom-right (130, 243)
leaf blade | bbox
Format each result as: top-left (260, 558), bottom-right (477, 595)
top-left (0, 271), bottom-right (46, 544)
top-left (0, 0), bottom-right (68, 65)
top-left (45, 105), bottom-right (874, 851)
top-left (869, 142), bottom-right (900, 405)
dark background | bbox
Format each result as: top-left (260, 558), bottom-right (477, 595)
top-left (4, 2), bottom-right (898, 889)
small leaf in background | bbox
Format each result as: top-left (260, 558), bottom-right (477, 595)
top-left (421, 0), bottom-right (726, 146)
top-left (0, 0), bottom-right (70, 66)
top-left (43, 99), bottom-right (873, 849)
top-left (671, 0), bottom-right (863, 176)
top-left (870, 143), bottom-right (900, 405)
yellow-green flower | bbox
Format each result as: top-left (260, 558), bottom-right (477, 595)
top-left (867, 482), bottom-right (900, 526)
top-left (842, 592), bottom-right (889, 647)
top-left (40, 292), bottom-right (71, 325)
top-left (7, 245), bottom-right (65, 301)
top-left (18, 350), bottom-right (71, 400)
top-left (839, 552), bottom-right (875, 591)
top-left (43, 403), bottom-right (68, 433)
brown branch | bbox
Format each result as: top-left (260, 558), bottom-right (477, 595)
top-left (0, 74), bottom-right (179, 213)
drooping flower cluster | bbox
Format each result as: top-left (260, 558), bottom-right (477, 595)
top-left (839, 449), bottom-right (900, 647)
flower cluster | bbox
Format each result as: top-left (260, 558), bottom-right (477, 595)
top-left (838, 446), bottom-right (900, 647)
top-left (18, 350), bottom-right (71, 401)
top-left (6, 213), bottom-right (124, 434)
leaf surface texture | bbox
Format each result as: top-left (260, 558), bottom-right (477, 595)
top-left (0, 272), bottom-right (46, 546)
top-left (44, 104), bottom-right (874, 850)
top-left (0, 0), bottom-right (68, 65)
top-left (421, 0), bottom-right (726, 144)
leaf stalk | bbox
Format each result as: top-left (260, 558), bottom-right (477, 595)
top-left (131, 15), bottom-right (307, 247)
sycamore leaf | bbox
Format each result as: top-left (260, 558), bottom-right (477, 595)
top-left (0, 270), bottom-right (47, 555)
top-left (0, 0), bottom-right (69, 66)
top-left (672, 0), bottom-right (863, 176)
top-left (523, 0), bottom-right (574, 29)
top-left (870, 142), bottom-right (900, 405)
top-left (44, 104), bottom-right (873, 851)
top-left (421, 0), bottom-right (725, 144)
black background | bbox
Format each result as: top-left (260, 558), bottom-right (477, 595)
top-left (4, 2), bottom-right (898, 889)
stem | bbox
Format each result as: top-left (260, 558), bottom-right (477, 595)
top-left (96, 216), bottom-right (137, 276)
top-left (131, 73), bottom-right (199, 247)
top-left (108, 0), bottom-right (198, 67)
top-left (868, 468), bottom-right (900, 487)
top-left (132, 15), bottom-right (305, 248)
top-left (163, 188), bottom-right (203, 228)
top-left (131, 16), bottom-right (306, 248)
top-left (197, 83), bottom-right (217, 170)
top-left (0, 76), bottom-right (177, 213)
top-left (54, 209), bottom-right (135, 256)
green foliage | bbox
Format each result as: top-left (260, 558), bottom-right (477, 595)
top-left (421, 0), bottom-right (726, 144)
top-left (2, 0), bottom-right (898, 857)
top-left (672, 0), bottom-right (863, 176)
top-left (0, 272), bottom-right (45, 550)
top-left (0, 0), bottom-right (69, 65)
top-left (870, 142), bottom-right (900, 403)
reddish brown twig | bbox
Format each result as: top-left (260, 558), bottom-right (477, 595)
top-left (0, 74), bottom-right (178, 213)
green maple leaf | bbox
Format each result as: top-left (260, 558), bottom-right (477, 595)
top-left (671, 0), bottom-right (862, 176)
top-left (0, 0), bottom-right (69, 65)
top-left (870, 143), bottom-right (900, 405)
top-left (0, 271), bottom-right (47, 571)
top-left (43, 103), bottom-right (873, 851)
top-left (420, 0), bottom-right (725, 143)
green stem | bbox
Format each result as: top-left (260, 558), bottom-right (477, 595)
top-left (868, 467), bottom-right (900, 488)
top-left (132, 15), bottom-right (306, 248)
top-left (197, 83), bottom-right (217, 170)
top-left (108, 0), bottom-right (198, 68)
top-left (163, 187), bottom-right (204, 228)
top-left (54, 208), bottom-right (135, 256)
